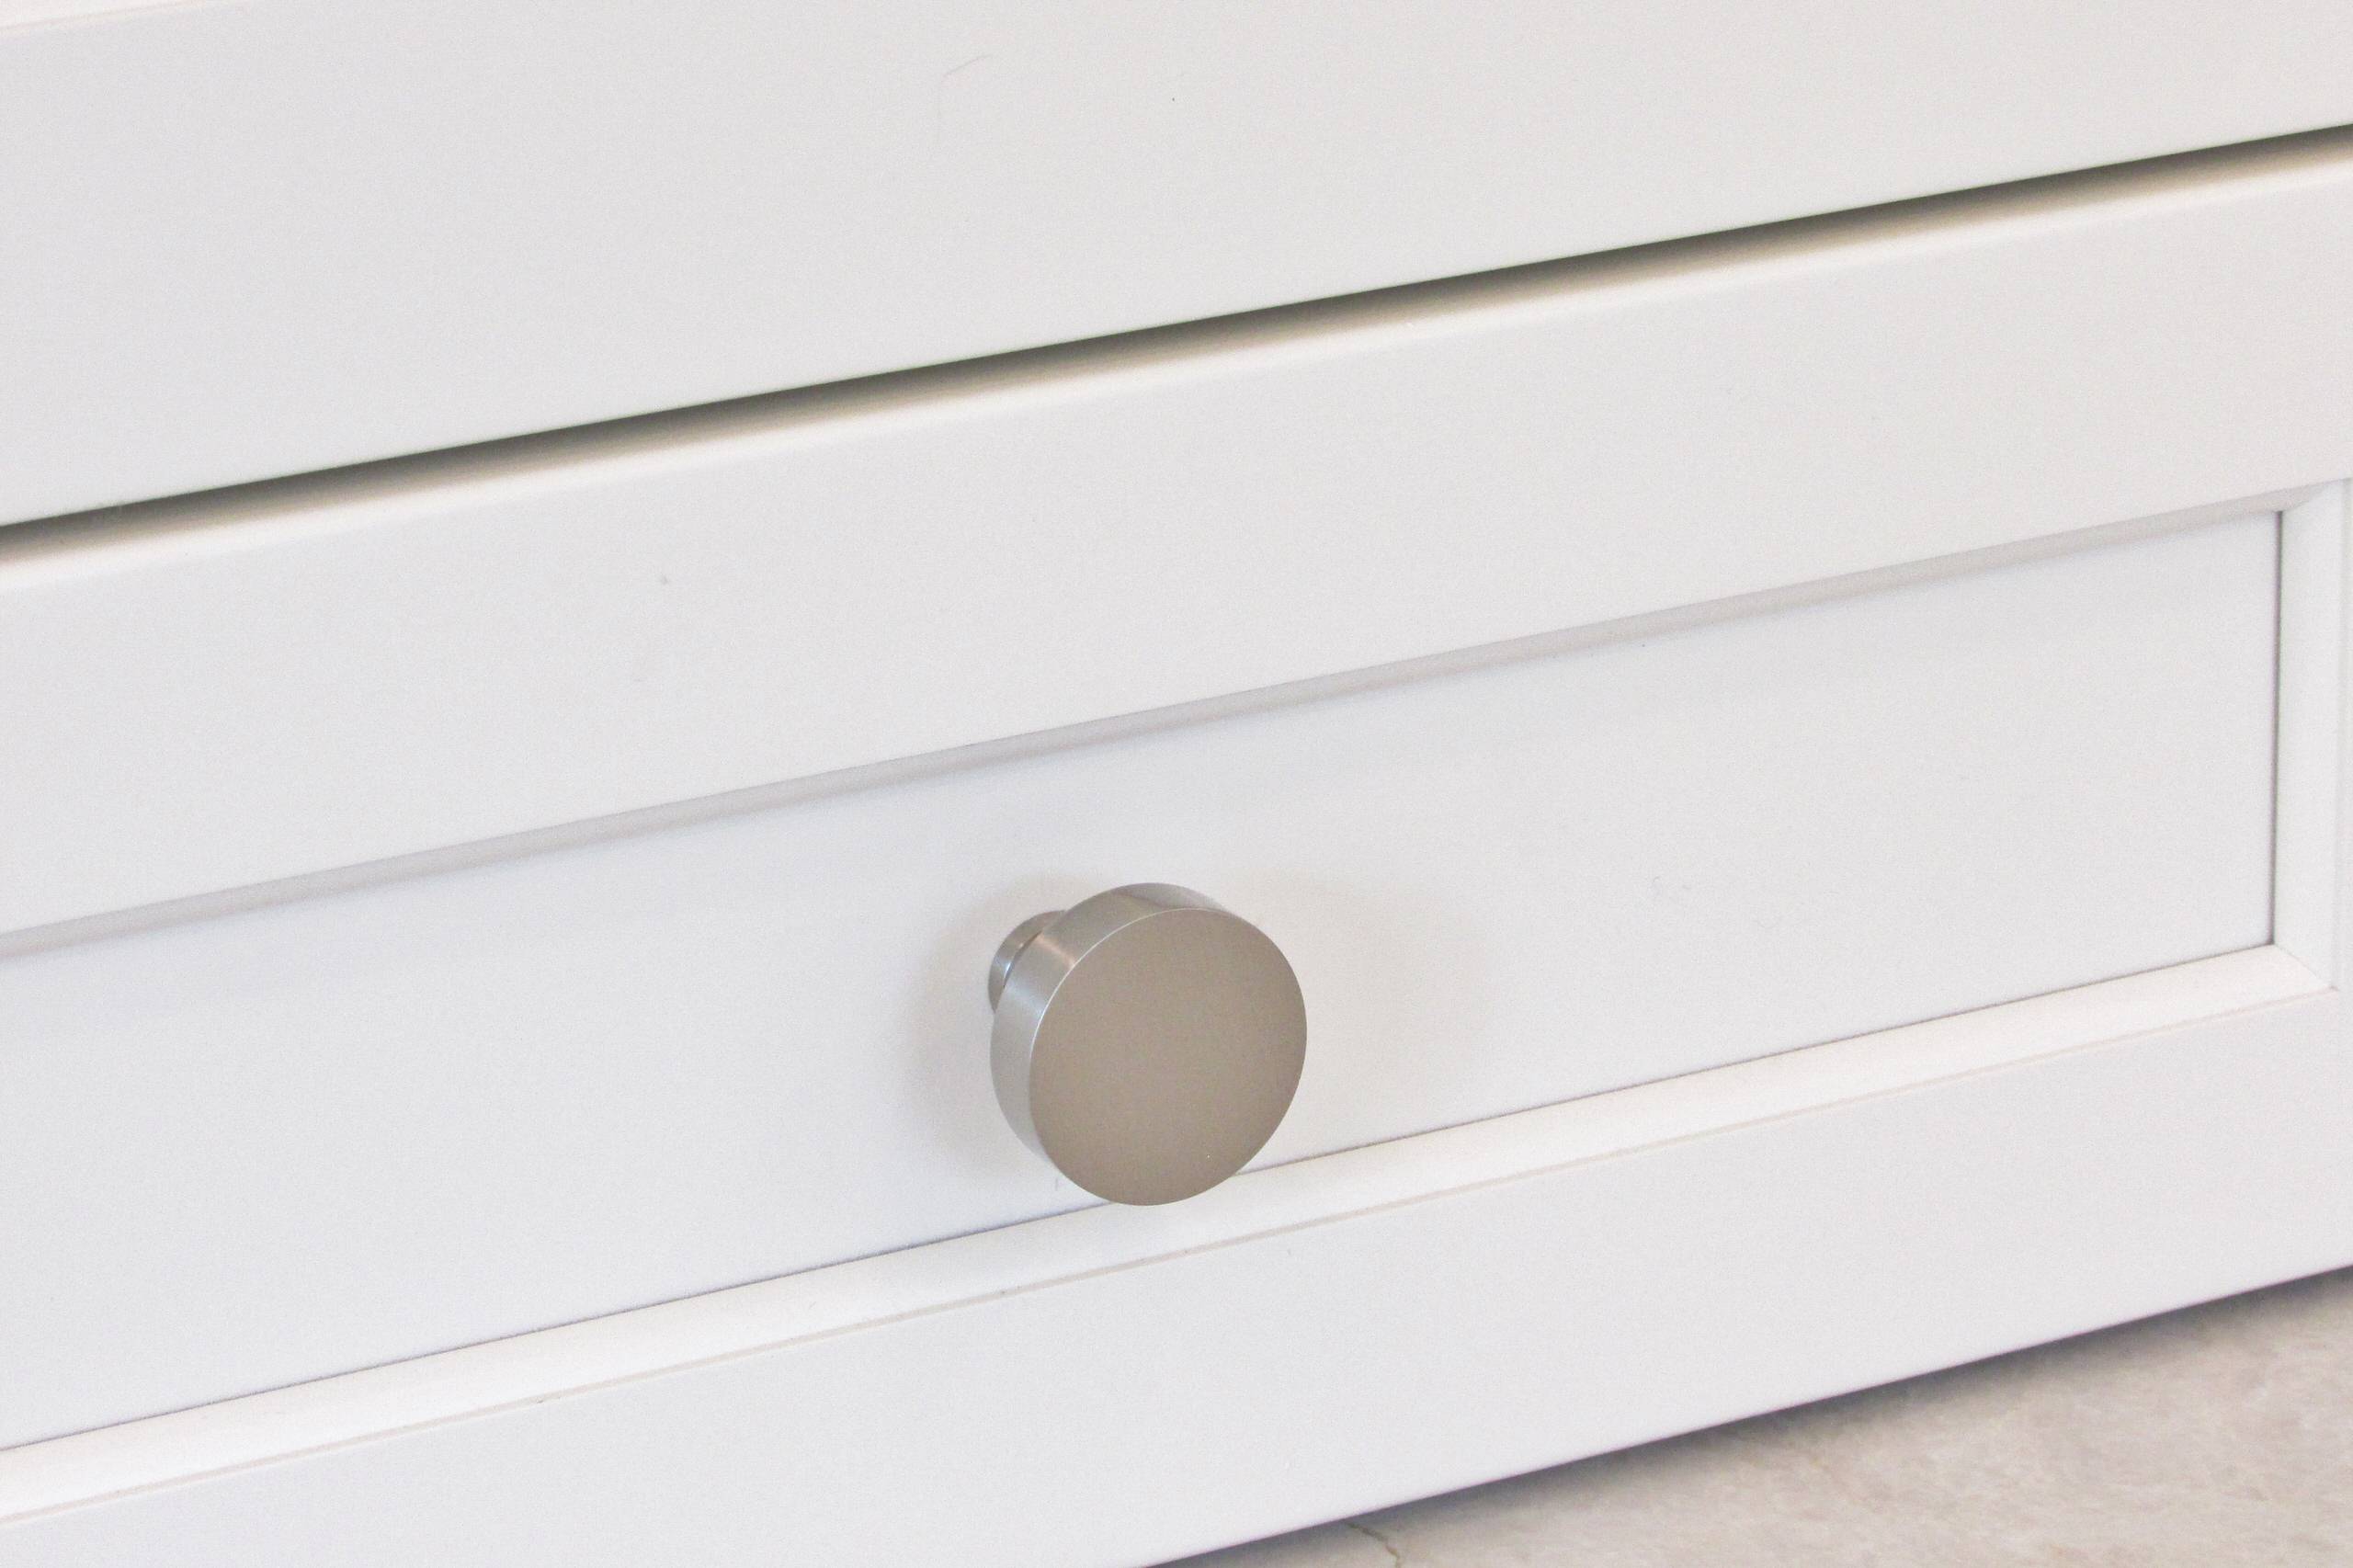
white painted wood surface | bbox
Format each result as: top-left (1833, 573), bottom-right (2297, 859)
top-left (7, 134), bottom-right (2353, 944)
top-left (2, 39), bottom-right (2347, 1556)
top-left (7, 479), bottom-right (2345, 1556)
top-left (5, 945), bottom-right (2343, 1564)
top-left (6, 5), bottom-right (2352, 523)
top-left (0, 516), bottom-right (2281, 1448)
top-left (0, 945), bottom-right (2314, 1526)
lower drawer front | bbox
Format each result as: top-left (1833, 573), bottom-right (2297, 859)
top-left (0, 510), bottom-right (2278, 1447)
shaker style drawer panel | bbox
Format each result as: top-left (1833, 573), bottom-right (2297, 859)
top-left (6, 2), bottom-right (2352, 522)
top-left (0, 513), bottom-right (2280, 1448)
top-left (7, 132), bottom-right (2353, 944)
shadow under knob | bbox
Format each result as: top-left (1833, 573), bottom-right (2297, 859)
top-left (987, 884), bottom-right (1307, 1206)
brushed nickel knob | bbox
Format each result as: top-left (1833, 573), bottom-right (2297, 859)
top-left (987, 884), bottom-right (1307, 1205)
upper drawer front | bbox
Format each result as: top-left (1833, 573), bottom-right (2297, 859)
top-left (6, 136), bottom-right (2353, 944)
top-left (6, 3), bottom-right (2353, 521)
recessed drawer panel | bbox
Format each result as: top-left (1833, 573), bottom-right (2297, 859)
top-left (0, 512), bottom-right (2279, 1447)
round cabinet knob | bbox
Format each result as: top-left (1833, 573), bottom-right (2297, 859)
top-left (987, 884), bottom-right (1307, 1206)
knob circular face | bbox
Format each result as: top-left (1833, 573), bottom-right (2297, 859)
top-left (990, 885), bottom-right (1307, 1206)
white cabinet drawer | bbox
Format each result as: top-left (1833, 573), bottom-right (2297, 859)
top-left (0, 513), bottom-right (2283, 1445)
top-left (5, 138), bottom-right (2353, 1567)
top-left (5, 3), bottom-right (2351, 523)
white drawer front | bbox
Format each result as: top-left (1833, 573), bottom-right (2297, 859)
top-left (5, 5), bottom-right (2351, 522)
top-left (0, 513), bottom-right (2279, 1447)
